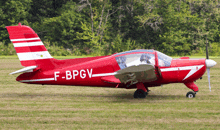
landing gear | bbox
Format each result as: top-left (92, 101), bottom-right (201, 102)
top-left (133, 83), bottom-right (147, 98)
top-left (186, 91), bottom-right (196, 98)
top-left (184, 82), bottom-right (198, 98)
top-left (184, 82), bottom-right (199, 92)
top-left (133, 89), bottom-right (147, 98)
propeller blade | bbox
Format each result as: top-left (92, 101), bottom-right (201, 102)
top-left (207, 68), bottom-right (211, 92)
top-left (206, 36), bottom-right (212, 92)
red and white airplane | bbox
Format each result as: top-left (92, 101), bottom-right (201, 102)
top-left (6, 23), bottom-right (217, 98)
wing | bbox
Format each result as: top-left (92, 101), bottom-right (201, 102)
top-left (114, 64), bottom-right (157, 85)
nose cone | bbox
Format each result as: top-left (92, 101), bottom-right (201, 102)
top-left (205, 59), bottom-right (217, 68)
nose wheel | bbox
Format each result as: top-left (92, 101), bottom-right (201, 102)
top-left (186, 91), bottom-right (196, 98)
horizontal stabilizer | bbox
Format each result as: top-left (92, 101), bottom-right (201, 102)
top-left (10, 66), bottom-right (38, 75)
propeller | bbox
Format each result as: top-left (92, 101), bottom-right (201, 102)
top-left (205, 36), bottom-right (217, 92)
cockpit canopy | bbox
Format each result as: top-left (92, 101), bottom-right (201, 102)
top-left (114, 49), bottom-right (172, 69)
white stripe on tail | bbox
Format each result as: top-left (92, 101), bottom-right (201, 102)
top-left (11, 37), bottom-right (40, 42)
top-left (17, 51), bottom-right (52, 61)
top-left (13, 41), bottom-right (44, 47)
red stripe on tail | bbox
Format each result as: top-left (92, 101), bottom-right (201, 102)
top-left (20, 60), bottom-right (36, 66)
top-left (15, 45), bottom-right (47, 53)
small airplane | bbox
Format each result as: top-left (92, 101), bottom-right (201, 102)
top-left (6, 23), bottom-right (217, 98)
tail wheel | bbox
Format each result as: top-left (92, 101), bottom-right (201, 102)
top-left (133, 89), bottom-right (146, 98)
top-left (186, 91), bottom-right (196, 98)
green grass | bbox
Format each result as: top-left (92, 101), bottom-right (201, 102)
top-left (0, 57), bottom-right (220, 129)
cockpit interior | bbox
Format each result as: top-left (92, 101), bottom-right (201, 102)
top-left (114, 50), bottom-right (172, 69)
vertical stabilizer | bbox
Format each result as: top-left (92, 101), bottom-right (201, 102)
top-left (6, 23), bottom-right (53, 67)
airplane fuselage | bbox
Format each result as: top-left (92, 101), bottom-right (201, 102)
top-left (16, 55), bottom-right (207, 89)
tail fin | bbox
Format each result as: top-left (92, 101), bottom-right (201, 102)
top-left (6, 23), bottom-right (53, 67)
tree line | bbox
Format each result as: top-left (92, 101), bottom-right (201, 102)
top-left (0, 0), bottom-right (220, 56)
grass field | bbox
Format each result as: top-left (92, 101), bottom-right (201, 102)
top-left (0, 57), bottom-right (220, 129)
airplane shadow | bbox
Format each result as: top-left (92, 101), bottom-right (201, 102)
top-left (111, 92), bottom-right (184, 100)
top-left (0, 91), bottom-right (185, 101)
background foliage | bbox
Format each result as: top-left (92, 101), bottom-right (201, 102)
top-left (0, 0), bottom-right (220, 56)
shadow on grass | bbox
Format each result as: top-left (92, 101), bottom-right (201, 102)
top-left (0, 91), bottom-right (185, 101)
top-left (113, 92), bottom-right (184, 100)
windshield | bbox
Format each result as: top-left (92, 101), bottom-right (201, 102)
top-left (157, 51), bottom-right (172, 67)
top-left (114, 50), bottom-right (155, 69)
top-left (114, 49), bottom-right (154, 56)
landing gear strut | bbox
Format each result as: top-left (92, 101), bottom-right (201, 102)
top-left (186, 91), bottom-right (196, 98)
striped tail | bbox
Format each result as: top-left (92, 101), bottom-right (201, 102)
top-left (6, 23), bottom-right (53, 67)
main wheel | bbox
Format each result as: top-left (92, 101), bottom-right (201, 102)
top-left (186, 91), bottom-right (196, 98)
top-left (133, 89), bottom-right (146, 98)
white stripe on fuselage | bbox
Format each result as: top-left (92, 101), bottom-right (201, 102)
top-left (92, 72), bottom-right (117, 77)
top-left (19, 78), bottom-right (55, 82)
top-left (161, 65), bottom-right (204, 80)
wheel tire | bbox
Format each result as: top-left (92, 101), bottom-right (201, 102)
top-left (186, 91), bottom-right (196, 98)
top-left (133, 89), bottom-right (146, 98)
top-left (133, 91), bottom-right (138, 98)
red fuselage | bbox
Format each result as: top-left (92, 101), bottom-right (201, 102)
top-left (16, 55), bottom-right (206, 89)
